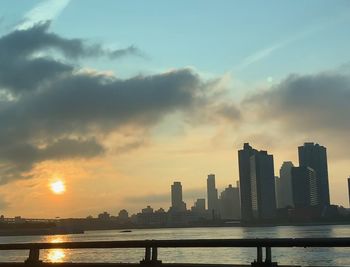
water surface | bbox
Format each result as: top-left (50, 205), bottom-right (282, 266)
top-left (0, 225), bottom-right (349, 266)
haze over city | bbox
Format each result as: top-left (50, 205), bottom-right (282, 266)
top-left (1, 0), bottom-right (350, 218)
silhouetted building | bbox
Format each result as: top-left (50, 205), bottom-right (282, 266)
top-left (348, 177), bottom-right (350, 207)
top-left (275, 176), bottom-right (282, 209)
top-left (170, 182), bottom-right (186, 212)
top-left (291, 166), bottom-right (319, 208)
top-left (136, 206), bottom-right (154, 225)
top-left (142, 206), bottom-right (153, 214)
top-left (155, 208), bottom-right (165, 213)
top-left (98, 212), bottom-right (110, 220)
top-left (136, 206), bottom-right (167, 226)
top-left (236, 181), bottom-right (240, 206)
top-left (250, 150), bottom-right (276, 220)
top-left (238, 143), bottom-right (257, 222)
top-left (152, 208), bottom-right (167, 225)
top-left (219, 184), bottom-right (240, 220)
top-left (207, 174), bottom-right (219, 218)
top-left (191, 199), bottom-right (207, 220)
top-left (298, 143), bottom-right (330, 206)
top-left (279, 161), bottom-right (294, 208)
top-left (192, 198), bottom-right (206, 213)
top-left (118, 209), bottom-right (129, 222)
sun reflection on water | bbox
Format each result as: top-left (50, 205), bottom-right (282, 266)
top-left (45, 236), bottom-right (67, 263)
top-left (47, 249), bottom-right (65, 262)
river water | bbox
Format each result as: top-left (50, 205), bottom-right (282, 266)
top-left (0, 225), bottom-right (349, 266)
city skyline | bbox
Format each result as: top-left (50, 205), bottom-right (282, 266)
top-left (92, 142), bottom-right (348, 219)
top-left (92, 142), bottom-right (346, 221)
top-left (3, 141), bottom-right (347, 222)
top-left (0, 135), bottom-right (349, 218)
top-left (1, 1), bottom-right (350, 217)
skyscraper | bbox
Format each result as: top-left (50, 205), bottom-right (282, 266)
top-left (250, 150), bottom-right (276, 220)
top-left (291, 167), bottom-right (319, 208)
top-left (219, 184), bottom-right (240, 220)
top-left (279, 161), bottom-right (294, 208)
top-left (171, 182), bottom-right (186, 212)
top-left (275, 176), bottom-right (282, 209)
top-left (298, 142), bottom-right (330, 206)
top-left (191, 198), bottom-right (206, 214)
top-left (238, 143), bottom-right (257, 222)
top-left (207, 174), bottom-right (219, 218)
top-left (348, 177), bottom-right (350, 207)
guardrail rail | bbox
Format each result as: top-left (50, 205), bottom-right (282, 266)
top-left (0, 238), bottom-right (349, 267)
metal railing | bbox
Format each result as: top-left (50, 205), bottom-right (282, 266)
top-left (0, 238), bottom-right (349, 266)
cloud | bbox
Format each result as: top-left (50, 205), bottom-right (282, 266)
top-left (243, 69), bottom-right (350, 157)
top-left (16, 0), bottom-right (71, 30)
top-left (0, 138), bottom-right (104, 185)
top-left (237, 42), bottom-right (286, 70)
top-left (0, 22), bottom-right (143, 94)
top-left (0, 22), bottom-right (73, 93)
top-left (109, 45), bottom-right (144, 59)
top-left (214, 102), bottom-right (241, 122)
top-left (114, 139), bottom-right (147, 154)
top-left (0, 23), bottom-right (239, 184)
top-left (236, 12), bottom-right (350, 70)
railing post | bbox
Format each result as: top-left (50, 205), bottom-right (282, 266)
top-left (251, 246), bottom-right (263, 266)
top-left (257, 246), bottom-right (263, 263)
top-left (151, 246), bottom-right (158, 261)
top-left (25, 248), bottom-right (42, 264)
top-left (152, 246), bottom-right (162, 264)
top-left (144, 246), bottom-right (151, 262)
top-left (252, 246), bottom-right (277, 267)
top-left (265, 247), bottom-right (271, 263)
top-left (141, 245), bottom-right (162, 265)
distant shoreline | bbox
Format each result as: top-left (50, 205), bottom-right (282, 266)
top-left (1, 221), bottom-right (349, 237)
top-left (128, 221), bottom-right (350, 229)
top-left (81, 221), bottom-right (350, 233)
top-left (0, 228), bottom-right (84, 237)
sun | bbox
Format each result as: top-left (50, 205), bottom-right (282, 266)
top-left (50, 180), bottom-right (66, 194)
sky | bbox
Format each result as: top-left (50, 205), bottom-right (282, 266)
top-left (0, 0), bottom-right (350, 218)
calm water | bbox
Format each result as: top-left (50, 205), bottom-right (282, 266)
top-left (0, 225), bottom-right (349, 266)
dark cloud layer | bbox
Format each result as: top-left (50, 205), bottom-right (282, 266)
top-left (245, 72), bottom-right (350, 131)
top-left (0, 138), bottom-right (104, 184)
top-left (0, 22), bottom-right (235, 184)
top-left (2, 20), bottom-right (348, 189)
top-left (244, 71), bottom-right (350, 157)
top-left (0, 22), bottom-right (142, 94)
